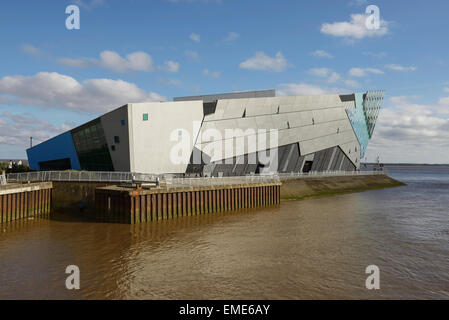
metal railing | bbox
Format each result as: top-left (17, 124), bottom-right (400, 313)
top-left (6, 171), bottom-right (160, 184)
top-left (6, 169), bottom-right (385, 185)
top-left (164, 175), bottom-right (281, 188)
top-left (0, 172), bottom-right (7, 185)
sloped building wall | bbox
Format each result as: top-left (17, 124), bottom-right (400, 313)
top-left (187, 94), bottom-right (363, 176)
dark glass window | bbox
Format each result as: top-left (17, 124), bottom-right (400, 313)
top-left (121, 120), bottom-right (125, 125)
top-left (39, 158), bottom-right (71, 171)
top-left (143, 113), bottom-right (149, 121)
top-left (114, 136), bottom-right (120, 143)
top-left (303, 161), bottom-right (313, 173)
top-left (71, 119), bottom-right (114, 171)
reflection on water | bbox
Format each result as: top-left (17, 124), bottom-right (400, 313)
top-left (1, 165), bottom-right (448, 299)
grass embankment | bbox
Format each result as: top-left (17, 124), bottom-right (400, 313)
top-left (280, 174), bottom-right (406, 201)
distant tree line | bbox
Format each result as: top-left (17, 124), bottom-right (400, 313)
top-left (0, 161), bottom-right (31, 173)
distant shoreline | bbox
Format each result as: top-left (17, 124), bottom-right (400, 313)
top-left (363, 163), bottom-right (449, 166)
top-left (1, 160), bottom-right (448, 167)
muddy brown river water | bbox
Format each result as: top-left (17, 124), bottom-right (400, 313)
top-left (0, 165), bottom-right (448, 299)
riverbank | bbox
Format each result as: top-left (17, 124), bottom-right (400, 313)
top-left (280, 173), bottom-right (406, 201)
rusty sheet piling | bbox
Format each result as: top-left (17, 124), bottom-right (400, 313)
top-left (95, 182), bottom-right (281, 224)
top-left (0, 182), bottom-right (52, 223)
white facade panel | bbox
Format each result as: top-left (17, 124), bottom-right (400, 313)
top-left (129, 101), bottom-right (203, 174)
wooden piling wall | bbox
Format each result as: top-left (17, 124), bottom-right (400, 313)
top-left (95, 183), bottom-right (281, 224)
top-left (0, 182), bottom-right (52, 223)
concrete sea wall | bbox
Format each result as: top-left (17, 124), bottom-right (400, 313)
top-left (280, 173), bottom-right (405, 201)
top-left (51, 181), bottom-right (111, 213)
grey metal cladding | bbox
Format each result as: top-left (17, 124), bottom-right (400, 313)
top-left (280, 144), bottom-right (295, 172)
top-left (285, 144), bottom-right (300, 173)
top-left (244, 164), bottom-right (258, 175)
top-left (325, 147), bottom-right (337, 171)
top-left (311, 149), bottom-right (325, 171)
top-left (232, 164), bottom-right (246, 176)
top-left (212, 161), bottom-right (234, 176)
top-left (322, 147), bottom-right (335, 170)
top-left (277, 145), bottom-right (291, 172)
top-left (341, 157), bottom-right (350, 171)
top-left (186, 147), bottom-right (210, 175)
top-left (174, 89), bottom-right (276, 103)
top-left (294, 155), bottom-right (306, 173)
top-left (200, 144), bottom-right (356, 176)
top-left (303, 146), bottom-right (356, 173)
top-left (330, 148), bottom-right (343, 171)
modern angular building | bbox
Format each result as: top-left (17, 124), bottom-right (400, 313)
top-left (27, 89), bottom-right (384, 176)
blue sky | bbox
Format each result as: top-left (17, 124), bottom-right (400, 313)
top-left (1, 0), bottom-right (449, 163)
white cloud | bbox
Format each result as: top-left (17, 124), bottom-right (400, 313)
top-left (222, 32), bottom-right (240, 43)
top-left (308, 68), bottom-right (332, 77)
top-left (99, 50), bottom-right (154, 72)
top-left (311, 50), bottom-right (333, 58)
top-left (203, 69), bottom-right (220, 78)
top-left (277, 83), bottom-right (328, 96)
top-left (185, 50), bottom-right (200, 61)
top-left (190, 33), bottom-right (201, 42)
top-left (239, 51), bottom-right (288, 72)
top-left (308, 68), bottom-right (341, 83)
top-left (349, 67), bottom-right (384, 77)
top-left (0, 112), bottom-right (76, 147)
top-left (0, 72), bottom-right (165, 114)
top-left (385, 64), bottom-right (417, 72)
top-left (59, 58), bottom-right (89, 67)
top-left (444, 88), bottom-right (449, 93)
top-left (0, 95), bottom-right (10, 104)
top-left (59, 50), bottom-right (155, 73)
top-left (276, 82), bottom-right (350, 96)
top-left (60, 51), bottom-right (181, 73)
top-left (321, 13), bottom-right (389, 40)
top-left (158, 60), bottom-right (180, 73)
top-left (20, 44), bottom-right (43, 56)
top-left (344, 79), bottom-right (361, 88)
top-left (366, 96), bottom-right (449, 163)
top-left (437, 96), bottom-right (449, 114)
top-left (327, 72), bottom-right (341, 83)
